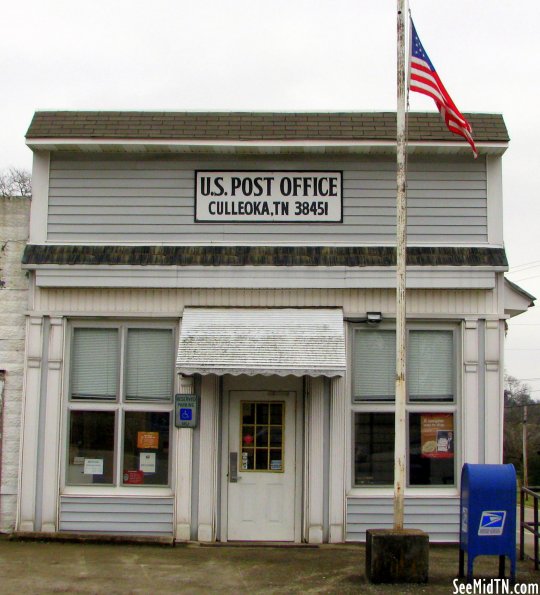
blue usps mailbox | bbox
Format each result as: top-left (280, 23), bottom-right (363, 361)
top-left (459, 463), bottom-right (517, 581)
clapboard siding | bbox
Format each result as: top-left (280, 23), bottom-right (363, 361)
top-left (47, 157), bottom-right (487, 244)
top-left (59, 496), bottom-right (174, 535)
top-left (346, 497), bottom-right (460, 543)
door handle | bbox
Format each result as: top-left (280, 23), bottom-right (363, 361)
top-left (229, 452), bottom-right (238, 483)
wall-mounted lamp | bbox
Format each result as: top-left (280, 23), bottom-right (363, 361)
top-left (345, 312), bottom-right (384, 325)
top-left (366, 312), bottom-right (383, 326)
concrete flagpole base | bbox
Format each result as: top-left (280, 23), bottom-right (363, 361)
top-left (365, 528), bottom-right (429, 583)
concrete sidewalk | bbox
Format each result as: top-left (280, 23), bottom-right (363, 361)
top-left (0, 537), bottom-right (538, 594)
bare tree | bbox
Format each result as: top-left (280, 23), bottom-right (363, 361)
top-left (0, 167), bottom-right (31, 198)
top-left (504, 374), bottom-right (540, 486)
top-left (504, 373), bottom-right (534, 407)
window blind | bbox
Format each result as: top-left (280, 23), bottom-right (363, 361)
top-left (408, 330), bottom-right (454, 401)
top-left (353, 330), bottom-right (396, 401)
top-left (125, 329), bottom-right (173, 401)
top-left (71, 328), bottom-right (119, 400)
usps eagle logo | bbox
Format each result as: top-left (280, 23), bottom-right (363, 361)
top-left (478, 511), bottom-right (507, 536)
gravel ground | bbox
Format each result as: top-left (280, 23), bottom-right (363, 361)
top-left (0, 537), bottom-right (538, 594)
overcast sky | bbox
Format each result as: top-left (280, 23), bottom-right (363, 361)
top-left (3, 0), bottom-right (540, 396)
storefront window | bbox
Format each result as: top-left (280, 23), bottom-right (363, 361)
top-left (125, 329), bottom-right (174, 402)
top-left (123, 412), bottom-right (170, 485)
top-left (352, 330), bottom-right (395, 401)
top-left (66, 323), bottom-right (174, 488)
top-left (408, 331), bottom-right (454, 402)
top-left (353, 411), bottom-right (456, 487)
top-left (352, 329), bottom-right (455, 403)
top-left (70, 328), bottom-right (119, 401)
top-left (352, 326), bottom-right (457, 488)
top-left (67, 411), bottom-right (115, 485)
top-left (409, 412), bottom-right (455, 485)
top-left (354, 413), bottom-right (395, 485)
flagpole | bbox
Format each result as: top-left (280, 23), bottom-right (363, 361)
top-left (394, 0), bottom-right (408, 531)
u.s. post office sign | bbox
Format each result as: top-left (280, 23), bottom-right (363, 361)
top-left (195, 171), bottom-right (343, 222)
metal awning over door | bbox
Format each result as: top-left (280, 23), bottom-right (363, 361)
top-left (176, 307), bottom-right (346, 377)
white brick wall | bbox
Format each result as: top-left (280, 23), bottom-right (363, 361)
top-left (0, 196), bottom-right (30, 532)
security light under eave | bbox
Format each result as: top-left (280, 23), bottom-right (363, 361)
top-left (366, 312), bottom-right (382, 326)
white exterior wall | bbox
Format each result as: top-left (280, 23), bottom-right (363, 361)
top-left (33, 286), bottom-right (500, 318)
top-left (45, 155), bottom-right (488, 245)
top-left (20, 281), bottom-right (508, 542)
top-left (17, 145), bottom-right (516, 542)
top-left (0, 196), bottom-right (30, 532)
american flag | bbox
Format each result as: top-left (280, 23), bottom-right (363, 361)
top-left (409, 19), bottom-right (477, 158)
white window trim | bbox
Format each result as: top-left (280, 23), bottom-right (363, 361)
top-left (61, 320), bottom-right (177, 496)
top-left (347, 321), bottom-right (462, 496)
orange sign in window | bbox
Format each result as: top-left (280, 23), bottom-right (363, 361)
top-left (420, 413), bottom-right (454, 459)
top-left (137, 431), bottom-right (159, 450)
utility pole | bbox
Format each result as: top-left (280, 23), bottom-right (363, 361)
top-left (523, 405), bottom-right (528, 497)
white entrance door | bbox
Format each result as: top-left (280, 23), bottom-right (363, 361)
top-left (227, 390), bottom-right (296, 541)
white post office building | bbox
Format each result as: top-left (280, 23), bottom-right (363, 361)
top-left (16, 111), bottom-right (532, 543)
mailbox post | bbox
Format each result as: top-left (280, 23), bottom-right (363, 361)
top-left (459, 463), bottom-right (517, 581)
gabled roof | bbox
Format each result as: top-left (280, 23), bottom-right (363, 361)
top-left (505, 278), bottom-right (535, 318)
top-left (26, 111), bottom-right (509, 143)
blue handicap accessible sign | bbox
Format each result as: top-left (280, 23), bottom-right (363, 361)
top-left (175, 394), bottom-right (199, 428)
top-left (478, 511), bottom-right (506, 536)
top-left (180, 408), bottom-right (193, 421)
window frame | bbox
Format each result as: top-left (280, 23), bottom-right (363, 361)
top-left (62, 320), bottom-right (177, 495)
top-left (349, 321), bottom-right (461, 494)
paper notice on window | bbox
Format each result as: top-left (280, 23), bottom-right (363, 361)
top-left (421, 413), bottom-right (454, 459)
top-left (137, 431), bottom-right (159, 449)
top-left (139, 452), bottom-right (156, 473)
top-left (84, 458), bottom-right (104, 475)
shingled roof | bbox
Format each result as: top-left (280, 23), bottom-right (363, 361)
top-left (25, 111), bottom-right (509, 143)
top-left (22, 245), bottom-right (508, 268)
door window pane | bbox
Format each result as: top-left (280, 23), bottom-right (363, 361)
top-left (409, 412), bottom-right (455, 485)
top-left (409, 331), bottom-right (454, 402)
top-left (240, 401), bottom-right (284, 472)
top-left (71, 328), bottom-right (119, 401)
top-left (67, 411), bottom-right (115, 485)
top-left (125, 329), bottom-right (173, 402)
top-left (353, 331), bottom-right (396, 401)
top-left (242, 403), bottom-right (255, 424)
top-left (354, 412), bottom-right (395, 485)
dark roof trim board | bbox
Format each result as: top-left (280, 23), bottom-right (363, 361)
top-left (26, 111), bottom-right (509, 143)
top-left (22, 245), bottom-right (508, 268)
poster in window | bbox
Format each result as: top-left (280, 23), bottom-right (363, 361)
top-left (83, 458), bottom-right (104, 475)
top-left (123, 470), bottom-right (144, 484)
top-left (137, 431), bottom-right (159, 450)
top-left (420, 413), bottom-right (454, 459)
top-left (139, 452), bottom-right (156, 473)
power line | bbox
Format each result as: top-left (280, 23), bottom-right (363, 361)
top-left (509, 260), bottom-right (540, 272)
top-left (505, 402), bottom-right (540, 407)
top-left (507, 274), bottom-right (540, 283)
top-left (506, 348), bottom-right (540, 351)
